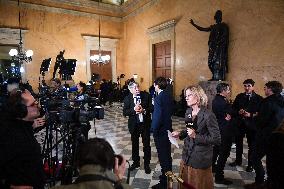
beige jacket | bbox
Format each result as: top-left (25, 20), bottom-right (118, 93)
top-left (52, 164), bottom-right (132, 189)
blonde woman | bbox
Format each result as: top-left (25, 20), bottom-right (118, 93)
top-left (172, 85), bottom-right (221, 189)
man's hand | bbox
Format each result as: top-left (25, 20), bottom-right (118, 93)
top-left (134, 104), bottom-right (143, 113)
top-left (171, 131), bottom-right (180, 139)
top-left (225, 114), bottom-right (231, 121)
top-left (114, 155), bottom-right (127, 180)
top-left (32, 116), bottom-right (45, 129)
top-left (243, 111), bottom-right (251, 117)
top-left (239, 109), bottom-right (245, 115)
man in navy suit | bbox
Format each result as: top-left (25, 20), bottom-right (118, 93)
top-left (123, 81), bottom-right (153, 174)
top-left (151, 77), bottom-right (174, 189)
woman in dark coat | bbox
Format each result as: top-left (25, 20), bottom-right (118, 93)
top-left (172, 85), bottom-right (221, 189)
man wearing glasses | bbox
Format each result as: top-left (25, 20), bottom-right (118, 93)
top-left (123, 82), bottom-right (153, 174)
top-left (0, 89), bottom-right (45, 189)
top-left (229, 79), bottom-right (263, 172)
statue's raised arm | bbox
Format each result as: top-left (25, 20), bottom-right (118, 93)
top-left (190, 19), bottom-right (211, 32)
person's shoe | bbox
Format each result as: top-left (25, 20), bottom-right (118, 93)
top-left (244, 182), bottom-right (265, 189)
top-left (215, 178), bottom-right (233, 185)
top-left (246, 165), bottom-right (253, 172)
top-left (129, 162), bottom-right (140, 171)
top-left (229, 161), bottom-right (242, 167)
top-left (144, 165), bottom-right (151, 174)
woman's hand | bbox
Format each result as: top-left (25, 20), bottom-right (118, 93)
top-left (171, 131), bottom-right (180, 138)
top-left (187, 128), bottom-right (196, 138)
top-left (114, 155), bottom-right (127, 180)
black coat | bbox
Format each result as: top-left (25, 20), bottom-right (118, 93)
top-left (232, 91), bottom-right (263, 131)
top-left (0, 119), bottom-right (45, 189)
top-left (256, 94), bottom-right (284, 136)
top-left (266, 131), bottom-right (284, 189)
top-left (182, 107), bottom-right (221, 169)
top-left (123, 91), bottom-right (153, 134)
top-left (212, 94), bottom-right (236, 137)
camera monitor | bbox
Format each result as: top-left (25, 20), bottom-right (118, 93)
top-left (59, 59), bottom-right (77, 76)
top-left (40, 58), bottom-right (52, 75)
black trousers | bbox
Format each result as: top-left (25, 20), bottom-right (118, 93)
top-left (252, 133), bottom-right (268, 184)
top-left (235, 127), bottom-right (256, 166)
top-left (213, 135), bottom-right (233, 180)
top-left (154, 133), bottom-right (172, 186)
top-left (131, 124), bottom-right (151, 165)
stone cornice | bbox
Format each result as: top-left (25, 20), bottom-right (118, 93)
top-left (5, 0), bottom-right (159, 22)
top-left (147, 20), bottom-right (176, 34)
top-left (12, 1), bottom-right (123, 22)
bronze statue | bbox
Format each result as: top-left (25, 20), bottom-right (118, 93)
top-left (190, 10), bottom-right (229, 81)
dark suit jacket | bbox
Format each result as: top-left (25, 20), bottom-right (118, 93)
top-left (151, 90), bottom-right (174, 137)
top-left (182, 107), bottom-right (221, 169)
top-left (123, 91), bottom-right (153, 134)
top-left (232, 92), bottom-right (263, 131)
top-left (212, 94), bottom-right (236, 137)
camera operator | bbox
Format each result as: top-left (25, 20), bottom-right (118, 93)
top-left (0, 89), bottom-right (45, 189)
top-left (51, 138), bottom-right (132, 189)
top-left (50, 78), bottom-right (67, 99)
top-left (75, 81), bottom-right (88, 101)
top-left (73, 81), bottom-right (91, 140)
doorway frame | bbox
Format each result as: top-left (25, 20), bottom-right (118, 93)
top-left (83, 36), bottom-right (118, 82)
top-left (147, 20), bottom-right (176, 87)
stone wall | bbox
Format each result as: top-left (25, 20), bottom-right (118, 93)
top-left (1, 0), bottom-right (283, 99)
top-left (122, 0), bottom-right (284, 99)
top-left (0, 1), bottom-right (123, 88)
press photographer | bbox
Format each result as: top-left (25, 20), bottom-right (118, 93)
top-left (51, 138), bottom-right (132, 189)
top-left (0, 89), bottom-right (46, 189)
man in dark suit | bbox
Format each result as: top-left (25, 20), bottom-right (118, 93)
top-left (229, 79), bottom-right (263, 172)
top-left (245, 81), bottom-right (284, 189)
top-left (123, 81), bottom-right (152, 174)
top-left (151, 77), bottom-right (174, 189)
top-left (212, 82), bottom-right (235, 185)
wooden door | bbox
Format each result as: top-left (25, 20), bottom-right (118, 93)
top-left (90, 50), bottom-right (112, 81)
top-left (153, 40), bottom-right (171, 79)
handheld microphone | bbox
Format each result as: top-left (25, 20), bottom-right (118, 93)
top-left (179, 112), bottom-right (197, 140)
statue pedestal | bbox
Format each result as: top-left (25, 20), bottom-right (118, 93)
top-left (199, 81), bottom-right (227, 110)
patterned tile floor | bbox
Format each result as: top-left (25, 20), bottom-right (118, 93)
top-left (88, 103), bottom-right (265, 189)
top-left (36, 102), bottom-right (265, 188)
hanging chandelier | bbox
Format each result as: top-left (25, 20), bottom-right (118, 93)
top-left (9, 0), bottom-right (33, 64)
top-left (90, 0), bottom-right (110, 65)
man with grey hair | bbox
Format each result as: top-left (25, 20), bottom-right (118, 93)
top-left (123, 81), bottom-right (153, 174)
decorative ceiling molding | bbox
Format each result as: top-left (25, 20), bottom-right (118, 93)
top-left (122, 0), bottom-right (159, 21)
top-left (5, 0), bottom-right (160, 21)
top-left (147, 20), bottom-right (176, 34)
top-left (17, 1), bottom-right (123, 22)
